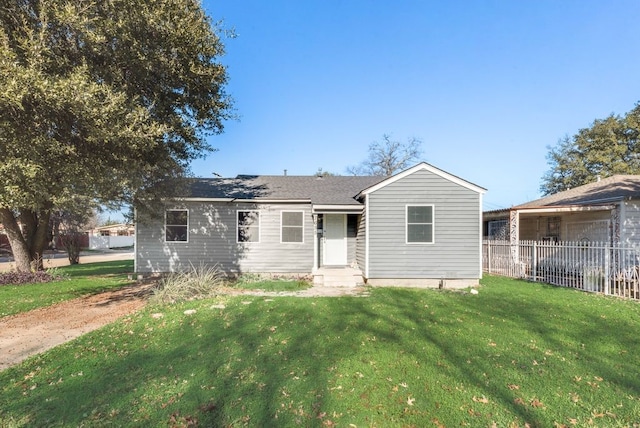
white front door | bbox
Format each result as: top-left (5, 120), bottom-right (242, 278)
top-left (323, 214), bottom-right (347, 265)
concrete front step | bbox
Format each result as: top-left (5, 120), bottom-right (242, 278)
top-left (314, 267), bottom-right (364, 287)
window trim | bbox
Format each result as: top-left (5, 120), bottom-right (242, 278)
top-left (405, 204), bottom-right (434, 244)
top-left (280, 210), bottom-right (305, 244)
top-left (165, 209), bottom-right (189, 243)
top-left (237, 210), bottom-right (261, 243)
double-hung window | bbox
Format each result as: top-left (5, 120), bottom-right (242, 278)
top-left (237, 210), bottom-right (260, 243)
top-left (406, 205), bottom-right (434, 244)
top-left (281, 211), bottom-right (304, 243)
top-left (165, 209), bottom-right (188, 242)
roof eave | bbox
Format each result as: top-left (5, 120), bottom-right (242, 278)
top-left (312, 204), bottom-right (364, 214)
top-left (173, 197), bottom-right (311, 203)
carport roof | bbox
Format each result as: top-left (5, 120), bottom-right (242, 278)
top-left (515, 175), bottom-right (640, 209)
top-left (485, 175), bottom-right (640, 214)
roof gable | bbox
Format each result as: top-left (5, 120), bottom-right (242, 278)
top-left (514, 175), bottom-right (640, 209)
top-left (357, 162), bottom-right (486, 196)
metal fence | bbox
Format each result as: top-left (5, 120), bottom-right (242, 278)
top-left (483, 240), bottom-right (640, 300)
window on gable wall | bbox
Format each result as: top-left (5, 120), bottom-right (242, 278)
top-left (237, 210), bottom-right (260, 243)
top-left (165, 209), bottom-right (188, 242)
top-left (281, 211), bottom-right (304, 243)
top-left (406, 205), bottom-right (434, 243)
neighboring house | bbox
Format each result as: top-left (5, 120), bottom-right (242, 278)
top-left (135, 162), bottom-right (486, 288)
top-left (483, 175), bottom-right (640, 245)
top-left (88, 223), bottom-right (135, 237)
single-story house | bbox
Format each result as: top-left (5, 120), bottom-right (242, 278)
top-left (135, 162), bottom-right (487, 288)
top-left (483, 175), bottom-right (640, 245)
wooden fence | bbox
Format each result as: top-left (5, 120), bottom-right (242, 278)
top-left (483, 240), bottom-right (640, 300)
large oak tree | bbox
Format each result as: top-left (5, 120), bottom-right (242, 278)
top-left (541, 103), bottom-right (640, 195)
top-left (0, 0), bottom-right (233, 271)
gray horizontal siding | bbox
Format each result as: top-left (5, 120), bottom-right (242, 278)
top-left (367, 169), bottom-right (481, 279)
top-left (356, 211), bottom-right (366, 270)
top-left (136, 202), bottom-right (314, 274)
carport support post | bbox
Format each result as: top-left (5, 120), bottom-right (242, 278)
top-left (509, 210), bottom-right (519, 267)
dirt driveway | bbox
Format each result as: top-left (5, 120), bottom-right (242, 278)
top-left (0, 281), bottom-right (154, 371)
top-left (0, 251), bottom-right (148, 371)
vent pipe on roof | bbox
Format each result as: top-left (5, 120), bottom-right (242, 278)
top-left (284, 169), bottom-right (287, 176)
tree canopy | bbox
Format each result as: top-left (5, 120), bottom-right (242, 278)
top-left (0, 0), bottom-right (233, 271)
top-left (540, 103), bottom-right (640, 195)
top-left (346, 134), bottom-right (423, 176)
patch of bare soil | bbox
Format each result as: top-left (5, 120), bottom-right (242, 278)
top-left (0, 281), bottom-right (155, 371)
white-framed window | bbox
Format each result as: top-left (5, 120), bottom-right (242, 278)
top-left (281, 211), bottom-right (304, 243)
top-left (237, 210), bottom-right (260, 243)
top-left (406, 205), bottom-right (434, 244)
top-left (165, 209), bottom-right (188, 242)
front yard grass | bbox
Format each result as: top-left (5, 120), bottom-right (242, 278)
top-left (0, 260), bottom-right (134, 318)
top-left (1, 275), bottom-right (639, 426)
top-left (233, 274), bottom-right (311, 292)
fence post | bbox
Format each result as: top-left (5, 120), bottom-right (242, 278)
top-left (487, 241), bottom-right (492, 273)
top-left (532, 241), bottom-right (537, 282)
top-left (604, 243), bottom-right (610, 295)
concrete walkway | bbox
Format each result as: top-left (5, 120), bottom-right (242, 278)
top-left (223, 286), bottom-right (370, 298)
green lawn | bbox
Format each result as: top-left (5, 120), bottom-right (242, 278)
top-left (1, 275), bottom-right (639, 427)
top-left (0, 260), bottom-right (135, 318)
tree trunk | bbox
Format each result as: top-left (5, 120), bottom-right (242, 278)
top-left (0, 207), bottom-right (52, 271)
top-left (31, 210), bottom-right (51, 271)
top-left (0, 208), bottom-right (32, 272)
top-left (59, 232), bottom-right (82, 265)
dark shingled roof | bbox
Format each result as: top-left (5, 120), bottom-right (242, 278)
top-left (514, 175), bottom-right (640, 209)
top-left (187, 175), bottom-right (387, 205)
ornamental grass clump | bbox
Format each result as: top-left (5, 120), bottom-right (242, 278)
top-left (151, 263), bottom-right (225, 304)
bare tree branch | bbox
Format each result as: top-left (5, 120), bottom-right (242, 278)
top-left (347, 134), bottom-right (423, 176)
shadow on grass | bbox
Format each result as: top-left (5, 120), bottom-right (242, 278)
top-left (2, 298), bottom-right (360, 426)
top-left (379, 279), bottom-right (640, 426)
top-left (1, 280), bottom-right (639, 426)
top-left (59, 260), bottom-right (134, 277)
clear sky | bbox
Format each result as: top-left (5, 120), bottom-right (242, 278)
top-left (193, 0), bottom-right (640, 211)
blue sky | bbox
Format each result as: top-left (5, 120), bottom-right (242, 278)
top-left (193, 0), bottom-right (640, 211)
